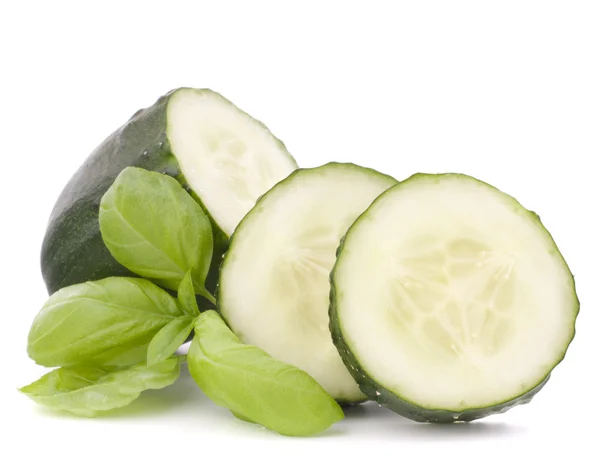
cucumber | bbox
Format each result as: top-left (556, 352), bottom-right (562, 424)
top-left (218, 163), bottom-right (397, 403)
top-left (330, 173), bottom-right (579, 422)
top-left (41, 88), bottom-right (297, 296)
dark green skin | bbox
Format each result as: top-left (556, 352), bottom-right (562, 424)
top-left (329, 173), bottom-right (579, 422)
top-left (41, 89), bottom-right (227, 306)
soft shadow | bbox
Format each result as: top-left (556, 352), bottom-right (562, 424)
top-left (29, 370), bottom-right (526, 440)
top-left (396, 420), bottom-right (522, 440)
top-left (338, 402), bottom-right (526, 440)
top-left (343, 403), bottom-right (370, 419)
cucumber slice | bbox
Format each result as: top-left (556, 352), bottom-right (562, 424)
top-left (218, 163), bottom-right (397, 403)
top-left (42, 88), bottom-right (297, 295)
top-left (331, 173), bottom-right (579, 422)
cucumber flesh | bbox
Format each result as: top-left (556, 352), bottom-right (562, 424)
top-left (331, 173), bottom-right (578, 421)
top-left (218, 163), bottom-right (397, 403)
top-left (42, 88), bottom-right (296, 295)
top-left (168, 89), bottom-right (297, 236)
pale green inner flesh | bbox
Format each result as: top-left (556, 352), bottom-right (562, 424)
top-left (274, 225), bottom-right (340, 337)
top-left (336, 176), bottom-right (576, 410)
top-left (219, 165), bottom-right (396, 402)
top-left (389, 236), bottom-right (517, 366)
top-left (167, 89), bottom-right (297, 236)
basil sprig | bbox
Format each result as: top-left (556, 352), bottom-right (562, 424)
top-left (22, 167), bottom-right (344, 435)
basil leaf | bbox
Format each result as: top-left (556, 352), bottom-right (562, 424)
top-left (84, 333), bottom-right (156, 367)
top-left (178, 271), bottom-right (202, 315)
top-left (188, 311), bottom-right (344, 436)
top-left (19, 358), bottom-right (182, 417)
top-left (147, 316), bottom-right (196, 366)
top-left (99, 167), bottom-right (213, 292)
top-left (231, 411), bottom-right (256, 423)
top-left (28, 277), bottom-right (183, 367)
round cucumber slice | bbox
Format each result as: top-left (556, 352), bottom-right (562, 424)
top-left (42, 88), bottom-right (297, 296)
top-left (331, 173), bottom-right (579, 422)
top-left (218, 163), bottom-right (397, 403)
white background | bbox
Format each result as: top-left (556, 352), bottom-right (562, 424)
top-left (1, 1), bottom-right (598, 460)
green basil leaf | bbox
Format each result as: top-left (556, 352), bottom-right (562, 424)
top-left (188, 311), bottom-right (344, 436)
top-left (99, 167), bottom-right (213, 292)
top-left (147, 316), bottom-right (196, 366)
top-left (231, 411), bottom-right (256, 423)
top-left (19, 357), bottom-right (182, 417)
top-left (28, 277), bottom-right (183, 367)
top-left (83, 333), bottom-right (155, 367)
top-left (178, 271), bottom-right (202, 315)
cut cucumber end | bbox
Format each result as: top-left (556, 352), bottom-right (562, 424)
top-left (219, 163), bottom-right (397, 403)
top-left (42, 87), bottom-right (297, 295)
top-left (331, 173), bottom-right (578, 421)
top-left (167, 89), bottom-right (298, 237)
